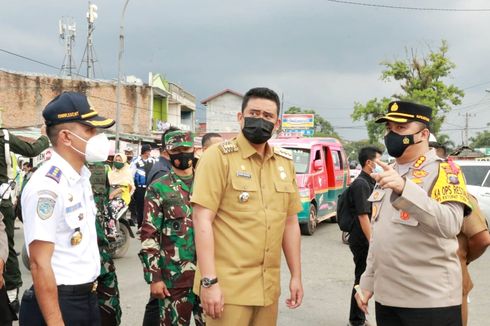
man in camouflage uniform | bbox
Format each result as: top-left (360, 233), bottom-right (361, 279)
top-left (139, 130), bottom-right (204, 326)
top-left (88, 162), bottom-right (122, 326)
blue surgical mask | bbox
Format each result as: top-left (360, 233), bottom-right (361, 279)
top-left (373, 164), bottom-right (384, 174)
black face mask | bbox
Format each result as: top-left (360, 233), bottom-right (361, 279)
top-left (384, 130), bottom-right (424, 158)
top-left (169, 152), bottom-right (194, 170)
top-left (242, 117), bottom-right (275, 144)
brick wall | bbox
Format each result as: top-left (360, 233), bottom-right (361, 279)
top-left (0, 70), bottom-right (152, 135)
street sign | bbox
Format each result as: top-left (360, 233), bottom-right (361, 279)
top-left (282, 114), bottom-right (315, 129)
top-left (282, 114), bottom-right (315, 136)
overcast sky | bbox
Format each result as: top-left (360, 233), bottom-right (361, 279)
top-left (1, 0), bottom-right (490, 143)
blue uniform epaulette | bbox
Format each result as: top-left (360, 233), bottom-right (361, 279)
top-left (219, 140), bottom-right (239, 154)
top-left (273, 146), bottom-right (293, 160)
top-left (46, 166), bottom-right (63, 183)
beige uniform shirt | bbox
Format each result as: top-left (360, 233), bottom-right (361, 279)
top-left (457, 194), bottom-right (488, 295)
top-left (191, 133), bottom-right (302, 306)
top-left (360, 149), bottom-right (469, 308)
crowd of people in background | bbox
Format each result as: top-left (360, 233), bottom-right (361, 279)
top-left (0, 89), bottom-right (488, 326)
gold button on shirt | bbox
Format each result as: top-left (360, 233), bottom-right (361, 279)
top-left (191, 133), bottom-right (302, 306)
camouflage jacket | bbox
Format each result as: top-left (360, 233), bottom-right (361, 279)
top-left (139, 169), bottom-right (196, 289)
top-left (88, 162), bottom-right (111, 249)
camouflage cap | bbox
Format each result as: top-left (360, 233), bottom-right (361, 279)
top-left (165, 130), bottom-right (194, 150)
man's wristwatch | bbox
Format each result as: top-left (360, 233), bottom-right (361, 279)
top-left (200, 277), bottom-right (218, 288)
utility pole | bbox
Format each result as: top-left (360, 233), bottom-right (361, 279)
top-left (59, 17), bottom-right (77, 77)
top-left (280, 93), bottom-right (284, 118)
top-left (459, 112), bottom-right (476, 146)
top-left (115, 0), bottom-right (130, 152)
top-left (81, 2), bottom-right (98, 78)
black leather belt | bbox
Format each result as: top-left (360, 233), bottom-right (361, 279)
top-left (57, 281), bottom-right (97, 295)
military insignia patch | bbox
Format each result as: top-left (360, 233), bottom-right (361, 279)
top-left (37, 197), bottom-right (56, 220)
top-left (37, 190), bottom-right (57, 199)
top-left (46, 166), bottom-right (62, 183)
top-left (431, 162), bottom-right (471, 208)
top-left (219, 140), bottom-right (239, 154)
top-left (273, 147), bottom-right (293, 160)
top-left (402, 137), bottom-right (410, 145)
top-left (391, 102), bottom-right (399, 111)
top-left (412, 170), bottom-right (428, 178)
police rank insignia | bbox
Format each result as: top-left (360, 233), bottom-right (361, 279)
top-left (219, 140), bottom-right (239, 154)
top-left (46, 166), bottom-right (62, 183)
top-left (37, 197), bottom-right (56, 220)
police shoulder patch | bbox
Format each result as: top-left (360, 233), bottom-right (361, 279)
top-left (46, 166), bottom-right (63, 183)
top-left (273, 146), bottom-right (293, 160)
top-left (37, 197), bottom-right (56, 220)
top-left (219, 140), bottom-right (239, 154)
top-left (431, 162), bottom-right (471, 210)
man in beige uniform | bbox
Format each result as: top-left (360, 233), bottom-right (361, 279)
top-left (356, 101), bottom-right (471, 326)
top-left (457, 195), bottom-right (489, 326)
top-left (429, 138), bottom-right (490, 326)
top-left (191, 87), bottom-right (303, 326)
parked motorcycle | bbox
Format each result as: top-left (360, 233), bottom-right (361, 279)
top-left (107, 206), bottom-right (135, 259)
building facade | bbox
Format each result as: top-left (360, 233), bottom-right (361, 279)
top-left (201, 89), bottom-right (243, 133)
top-left (0, 69), bottom-right (152, 136)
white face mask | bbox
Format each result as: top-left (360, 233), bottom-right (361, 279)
top-left (69, 131), bottom-right (110, 163)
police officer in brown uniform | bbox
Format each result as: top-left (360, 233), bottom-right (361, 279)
top-left (355, 101), bottom-right (472, 326)
top-left (191, 87), bottom-right (304, 326)
top-left (429, 138), bottom-right (490, 326)
top-left (457, 195), bottom-right (490, 326)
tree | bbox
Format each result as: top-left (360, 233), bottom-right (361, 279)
top-left (284, 107), bottom-right (339, 138)
top-left (469, 130), bottom-right (490, 148)
top-left (352, 40), bottom-right (464, 143)
top-left (436, 133), bottom-right (455, 151)
top-left (343, 139), bottom-right (385, 163)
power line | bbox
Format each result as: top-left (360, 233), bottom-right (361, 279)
top-left (325, 0), bottom-right (490, 12)
top-left (0, 48), bottom-right (60, 71)
top-left (0, 48), bottom-right (89, 79)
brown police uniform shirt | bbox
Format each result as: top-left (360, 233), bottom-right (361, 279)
top-left (360, 149), bottom-right (470, 308)
top-left (191, 133), bottom-right (302, 306)
top-left (458, 195), bottom-right (488, 296)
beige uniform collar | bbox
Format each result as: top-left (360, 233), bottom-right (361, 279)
top-left (236, 133), bottom-right (274, 160)
top-left (394, 148), bottom-right (442, 176)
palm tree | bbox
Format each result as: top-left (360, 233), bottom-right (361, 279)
top-left (436, 133), bottom-right (455, 151)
